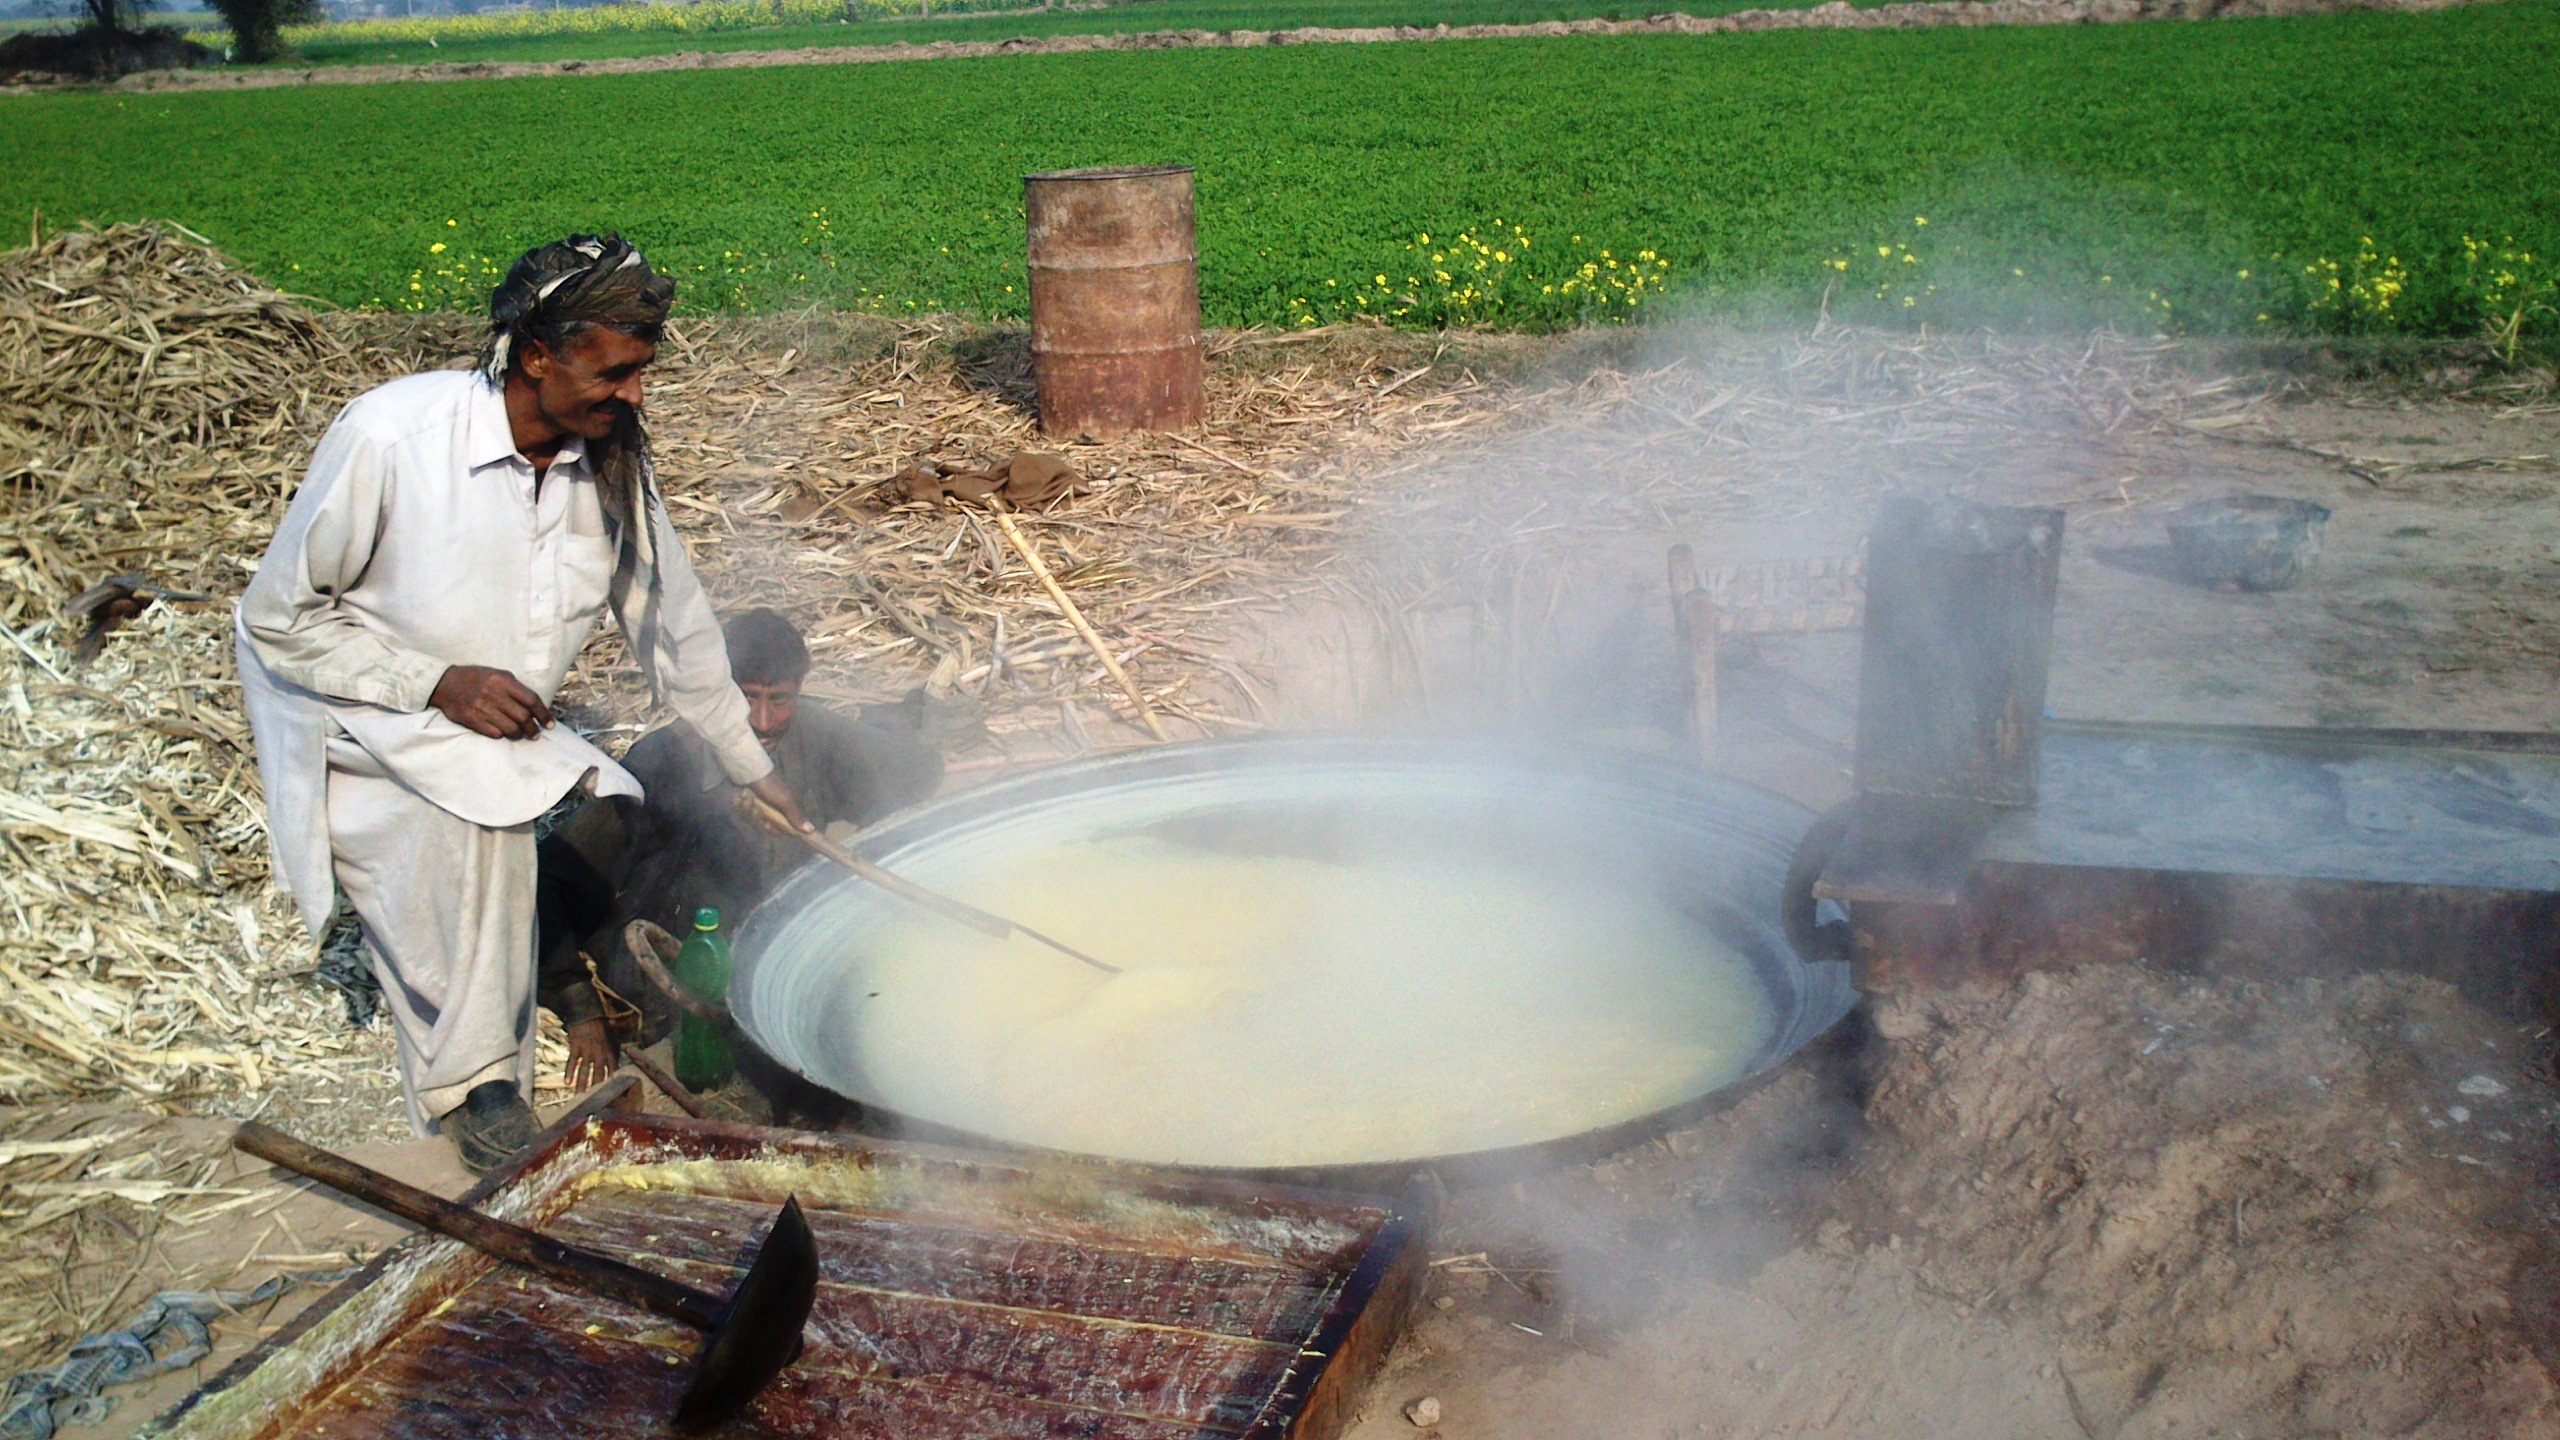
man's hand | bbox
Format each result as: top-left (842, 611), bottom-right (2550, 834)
top-left (738, 773), bottom-right (812, 838)
top-left (430, 665), bottom-right (554, 740)
top-left (563, 1017), bottom-right (617, 1092)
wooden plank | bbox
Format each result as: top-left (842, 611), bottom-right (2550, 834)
top-left (285, 1289), bottom-right (701, 1440)
top-left (1701, 552), bottom-right (1865, 611)
top-left (295, 1266), bottom-right (1298, 1438)
top-left (1715, 600), bottom-right (1861, 636)
top-left (149, 1080), bottom-right (645, 1440)
top-left (456, 1076), bottom-right (640, 1208)
top-left (751, 1372), bottom-right (1239, 1440)
top-left (569, 1115), bottom-right (1390, 1270)
top-left (549, 1190), bottom-right (1344, 1341)
top-left (343, 1238), bottom-right (1310, 1430)
top-left (790, 1282), bottom-right (1299, 1428)
top-left (1257, 1187), bottom-right (1432, 1440)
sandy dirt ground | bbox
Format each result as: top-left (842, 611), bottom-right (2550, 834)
top-left (1345, 964), bottom-right (2559, 1440)
top-left (3, 312), bottom-right (2556, 1438)
top-left (0, 0), bottom-right (2486, 94)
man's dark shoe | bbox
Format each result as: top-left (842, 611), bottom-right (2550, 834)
top-left (445, 1080), bottom-right (539, 1175)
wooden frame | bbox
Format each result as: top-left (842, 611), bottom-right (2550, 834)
top-left (149, 1087), bottom-right (1428, 1440)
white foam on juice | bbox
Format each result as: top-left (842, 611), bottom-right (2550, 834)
top-left (839, 834), bottom-right (1775, 1168)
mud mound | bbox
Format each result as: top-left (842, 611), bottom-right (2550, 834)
top-left (1857, 964), bottom-right (2560, 1438)
top-left (0, 221), bottom-right (345, 453)
top-left (0, 24), bottom-right (213, 81)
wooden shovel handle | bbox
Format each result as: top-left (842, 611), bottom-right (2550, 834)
top-left (742, 798), bottom-right (1121, 975)
top-left (233, 1121), bottom-right (722, 1331)
top-left (622, 1046), bottom-right (714, 1120)
top-left (746, 797), bottom-right (1012, 940)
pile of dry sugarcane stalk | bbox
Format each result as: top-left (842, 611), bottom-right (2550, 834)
top-left (0, 224), bottom-right (380, 648)
top-left (0, 227), bottom-right (388, 1130)
top-left (0, 221), bottom-right (348, 456)
top-left (0, 227), bottom-right (414, 1376)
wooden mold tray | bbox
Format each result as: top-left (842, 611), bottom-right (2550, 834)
top-left (151, 1091), bottom-right (1427, 1440)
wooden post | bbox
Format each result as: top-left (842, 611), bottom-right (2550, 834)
top-left (1667, 544), bottom-right (1719, 760)
top-left (1684, 592), bottom-right (1719, 759)
top-left (1853, 495), bottom-right (2065, 806)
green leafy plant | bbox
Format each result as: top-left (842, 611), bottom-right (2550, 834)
top-left (1282, 224), bottom-right (1671, 331)
top-left (2457, 234), bottom-right (2557, 363)
top-left (6, 0), bottom-right (2554, 341)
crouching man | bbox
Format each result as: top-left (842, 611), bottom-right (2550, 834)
top-left (535, 608), bottom-right (944, 1085)
top-left (237, 236), bottom-right (809, 1173)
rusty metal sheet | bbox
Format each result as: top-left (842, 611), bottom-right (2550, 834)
top-left (1853, 496), bottom-right (2064, 807)
top-left (1848, 864), bottom-right (2560, 1026)
top-left (151, 1109), bottom-right (1425, 1440)
top-left (1983, 721), bottom-right (2560, 892)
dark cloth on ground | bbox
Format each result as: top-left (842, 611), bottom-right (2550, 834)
top-left (534, 703), bottom-right (942, 1035)
top-left (893, 451), bottom-right (1082, 507)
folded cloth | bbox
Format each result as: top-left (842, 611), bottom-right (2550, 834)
top-left (896, 451), bottom-right (1082, 508)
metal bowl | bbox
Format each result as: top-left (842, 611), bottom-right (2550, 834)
top-left (2167, 495), bottom-right (2332, 592)
top-left (733, 737), bottom-right (1855, 1179)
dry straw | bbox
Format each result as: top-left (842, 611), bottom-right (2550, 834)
top-left (3, 218), bottom-right (2414, 1378)
top-left (0, 221), bottom-right (347, 457)
top-left (0, 225), bottom-right (2342, 1116)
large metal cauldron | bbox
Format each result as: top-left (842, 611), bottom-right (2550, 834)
top-left (733, 738), bottom-right (1854, 1179)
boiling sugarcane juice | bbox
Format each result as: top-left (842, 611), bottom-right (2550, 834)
top-left (840, 833), bottom-right (1776, 1168)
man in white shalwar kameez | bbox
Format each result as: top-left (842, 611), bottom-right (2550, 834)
top-left (238, 236), bottom-right (807, 1171)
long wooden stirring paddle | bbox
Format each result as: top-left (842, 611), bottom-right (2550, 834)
top-left (746, 794), bottom-right (1121, 975)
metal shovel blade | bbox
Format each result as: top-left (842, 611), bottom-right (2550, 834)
top-left (673, 1195), bottom-right (820, 1434)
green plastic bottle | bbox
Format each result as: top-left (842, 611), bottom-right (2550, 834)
top-left (671, 906), bottom-right (735, 1092)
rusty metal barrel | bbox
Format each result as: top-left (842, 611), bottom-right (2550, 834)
top-left (1023, 166), bottom-right (1204, 439)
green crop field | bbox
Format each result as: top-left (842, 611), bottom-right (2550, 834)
top-left (269, 0), bottom-right (1847, 71)
top-left (3, 1), bottom-right (2556, 343)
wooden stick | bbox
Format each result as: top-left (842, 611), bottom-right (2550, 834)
top-left (0, 621), bottom-right (69, 686)
top-left (1668, 544), bottom-right (1718, 761)
top-left (988, 505), bottom-right (1170, 742)
top-left (1682, 590), bottom-right (1720, 760)
top-left (741, 797), bottom-right (1121, 975)
top-left (745, 812), bottom-right (1007, 940)
top-left (233, 1121), bottom-right (722, 1331)
top-left (621, 1048), bottom-right (712, 1120)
